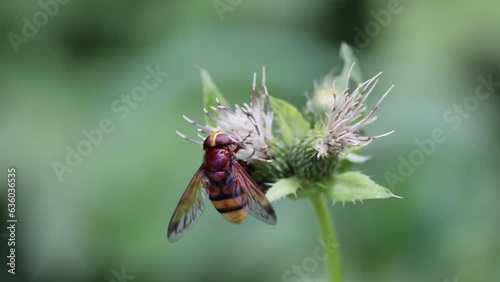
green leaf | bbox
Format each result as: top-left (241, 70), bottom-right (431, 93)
top-left (336, 147), bottom-right (369, 173)
top-left (335, 42), bottom-right (363, 90)
top-left (323, 171), bottom-right (401, 203)
top-left (269, 96), bottom-right (309, 146)
top-left (265, 176), bottom-right (302, 202)
top-left (198, 66), bottom-right (230, 127)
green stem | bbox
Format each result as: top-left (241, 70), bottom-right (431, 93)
top-left (310, 193), bottom-right (342, 282)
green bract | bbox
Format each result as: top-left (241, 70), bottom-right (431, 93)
top-left (265, 176), bottom-right (302, 202)
top-left (269, 96), bottom-right (309, 147)
top-left (336, 42), bottom-right (363, 89)
top-left (198, 66), bottom-right (229, 127)
top-left (326, 172), bottom-right (402, 203)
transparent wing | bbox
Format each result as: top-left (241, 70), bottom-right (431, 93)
top-left (167, 167), bottom-right (209, 242)
top-left (232, 161), bottom-right (277, 225)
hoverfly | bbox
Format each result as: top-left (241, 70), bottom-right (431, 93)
top-left (167, 131), bottom-right (277, 242)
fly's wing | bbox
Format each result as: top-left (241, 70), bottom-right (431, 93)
top-left (167, 167), bottom-right (209, 242)
top-left (232, 161), bottom-right (277, 225)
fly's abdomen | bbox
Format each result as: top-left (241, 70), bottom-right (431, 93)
top-left (208, 185), bottom-right (248, 223)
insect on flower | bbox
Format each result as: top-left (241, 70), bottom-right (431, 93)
top-left (167, 131), bottom-right (277, 242)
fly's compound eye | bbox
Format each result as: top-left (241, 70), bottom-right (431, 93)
top-left (214, 133), bottom-right (236, 147)
top-left (203, 132), bottom-right (237, 149)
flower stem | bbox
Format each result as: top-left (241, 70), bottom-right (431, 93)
top-left (310, 193), bottom-right (342, 282)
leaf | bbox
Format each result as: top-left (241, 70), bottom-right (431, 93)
top-left (323, 171), bottom-right (401, 203)
top-left (335, 42), bottom-right (363, 91)
top-left (269, 96), bottom-right (309, 146)
top-left (336, 147), bottom-right (368, 173)
top-left (265, 176), bottom-right (302, 202)
top-left (198, 66), bottom-right (230, 127)
top-left (345, 153), bottom-right (370, 163)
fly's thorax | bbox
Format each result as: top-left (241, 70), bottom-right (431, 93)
top-left (204, 147), bottom-right (231, 171)
top-left (203, 147), bottom-right (235, 186)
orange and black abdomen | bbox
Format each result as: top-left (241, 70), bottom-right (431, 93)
top-left (208, 183), bottom-right (249, 223)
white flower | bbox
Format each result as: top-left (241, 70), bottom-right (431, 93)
top-left (177, 68), bottom-right (274, 161)
top-left (314, 71), bottom-right (395, 158)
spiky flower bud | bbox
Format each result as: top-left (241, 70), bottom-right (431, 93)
top-left (289, 134), bottom-right (339, 182)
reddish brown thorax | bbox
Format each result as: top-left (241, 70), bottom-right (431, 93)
top-left (202, 131), bottom-right (237, 186)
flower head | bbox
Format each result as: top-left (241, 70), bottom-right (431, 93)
top-left (177, 43), bottom-right (400, 204)
top-left (177, 68), bottom-right (274, 161)
top-left (314, 71), bottom-right (395, 158)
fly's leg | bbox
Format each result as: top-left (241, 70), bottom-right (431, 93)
top-left (232, 133), bottom-right (251, 154)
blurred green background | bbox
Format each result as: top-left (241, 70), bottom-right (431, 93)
top-left (1, 0), bottom-right (499, 281)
